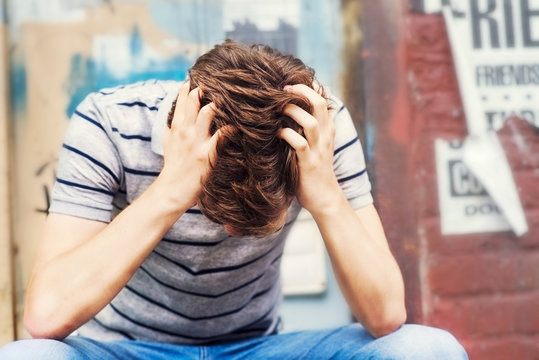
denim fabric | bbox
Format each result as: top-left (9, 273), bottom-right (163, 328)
top-left (0, 323), bottom-right (468, 360)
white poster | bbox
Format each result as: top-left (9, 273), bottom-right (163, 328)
top-left (435, 139), bottom-right (511, 234)
top-left (415, 0), bottom-right (539, 130)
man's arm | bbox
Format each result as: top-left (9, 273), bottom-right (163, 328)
top-left (24, 83), bottom-right (222, 339)
top-left (280, 84), bottom-right (406, 338)
top-left (313, 202), bottom-right (406, 338)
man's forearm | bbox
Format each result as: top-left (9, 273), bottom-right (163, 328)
top-left (311, 196), bottom-right (407, 338)
top-left (24, 176), bottom-right (190, 339)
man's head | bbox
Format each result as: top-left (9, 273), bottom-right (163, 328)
top-left (186, 40), bottom-right (326, 236)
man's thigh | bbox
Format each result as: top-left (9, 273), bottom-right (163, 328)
top-left (0, 338), bottom-right (100, 360)
top-left (211, 323), bottom-right (468, 360)
top-left (0, 337), bottom-right (201, 360)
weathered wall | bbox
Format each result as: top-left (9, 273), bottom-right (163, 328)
top-left (0, 0), bottom-right (15, 345)
top-left (406, 9), bottom-right (539, 360)
top-left (360, 0), bottom-right (424, 324)
top-left (12, 1), bottom-right (537, 356)
top-left (363, 1), bottom-right (539, 359)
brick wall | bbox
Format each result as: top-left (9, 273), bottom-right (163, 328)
top-left (406, 8), bottom-right (539, 360)
top-left (362, 2), bottom-right (539, 359)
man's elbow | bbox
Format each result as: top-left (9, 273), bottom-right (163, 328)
top-left (24, 301), bottom-right (73, 340)
top-left (366, 305), bottom-right (407, 338)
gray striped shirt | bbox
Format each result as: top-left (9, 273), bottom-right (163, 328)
top-left (50, 80), bottom-right (373, 344)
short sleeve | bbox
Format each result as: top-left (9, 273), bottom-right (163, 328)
top-left (49, 93), bottom-right (123, 222)
top-left (330, 96), bottom-right (373, 209)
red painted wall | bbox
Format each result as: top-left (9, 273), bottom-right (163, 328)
top-left (361, 2), bottom-right (539, 359)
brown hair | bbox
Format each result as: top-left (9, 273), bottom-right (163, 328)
top-left (186, 40), bottom-right (326, 236)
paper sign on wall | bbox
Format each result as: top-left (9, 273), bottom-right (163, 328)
top-left (413, 0), bottom-right (539, 130)
top-left (435, 139), bottom-right (511, 234)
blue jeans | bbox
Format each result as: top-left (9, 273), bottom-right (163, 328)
top-left (0, 323), bottom-right (468, 359)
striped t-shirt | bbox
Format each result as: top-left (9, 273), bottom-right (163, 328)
top-left (49, 79), bottom-right (373, 345)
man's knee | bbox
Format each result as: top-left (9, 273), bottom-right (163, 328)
top-left (0, 338), bottom-right (82, 360)
top-left (372, 324), bottom-right (468, 360)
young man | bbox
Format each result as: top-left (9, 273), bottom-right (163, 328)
top-left (0, 41), bottom-right (468, 359)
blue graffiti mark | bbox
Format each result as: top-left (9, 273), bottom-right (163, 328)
top-left (130, 26), bottom-right (143, 58)
top-left (65, 25), bottom-right (192, 117)
top-left (365, 122), bottom-right (375, 163)
top-left (10, 61), bottom-right (27, 116)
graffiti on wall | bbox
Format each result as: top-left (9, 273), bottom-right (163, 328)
top-left (33, 157), bottom-right (57, 214)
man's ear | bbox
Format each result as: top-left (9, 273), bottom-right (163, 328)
top-left (224, 224), bottom-right (243, 237)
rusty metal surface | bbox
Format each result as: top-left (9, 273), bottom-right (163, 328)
top-left (357, 0), bottom-right (424, 323)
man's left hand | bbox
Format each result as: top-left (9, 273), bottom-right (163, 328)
top-left (279, 84), bottom-right (342, 216)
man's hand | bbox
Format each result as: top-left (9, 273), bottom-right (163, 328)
top-left (158, 81), bottom-right (222, 209)
top-left (279, 84), bottom-right (406, 338)
top-left (279, 84), bottom-right (343, 216)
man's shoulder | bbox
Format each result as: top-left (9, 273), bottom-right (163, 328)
top-left (74, 80), bottom-right (181, 131)
top-left (69, 80), bottom-right (182, 150)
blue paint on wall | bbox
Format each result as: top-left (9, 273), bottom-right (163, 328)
top-left (10, 61), bottom-right (27, 116)
top-left (65, 25), bottom-right (192, 117)
top-left (298, 0), bottom-right (342, 91)
top-left (130, 26), bottom-right (144, 59)
top-left (148, 0), bottom-right (224, 45)
top-left (365, 122), bottom-right (375, 162)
